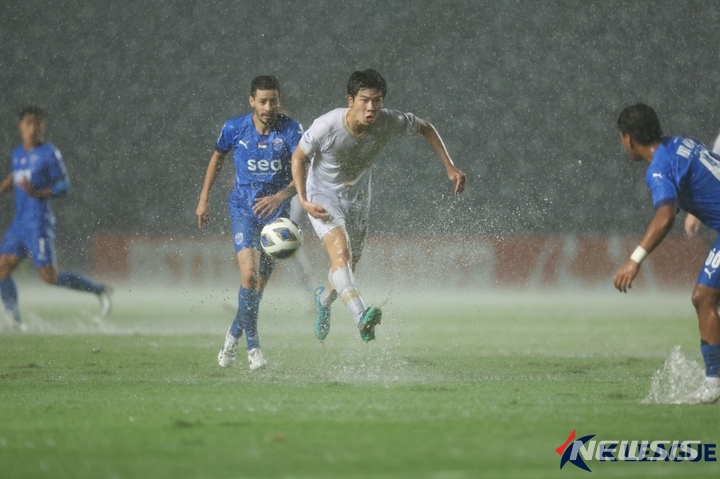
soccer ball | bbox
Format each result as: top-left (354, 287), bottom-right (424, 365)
top-left (260, 218), bottom-right (303, 259)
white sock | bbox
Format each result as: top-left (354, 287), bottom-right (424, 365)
top-left (320, 271), bottom-right (338, 308)
top-left (329, 267), bottom-right (366, 324)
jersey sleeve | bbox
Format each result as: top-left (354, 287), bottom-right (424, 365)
top-left (298, 122), bottom-right (320, 156)
top-left (287, 120), bottom-right (304, 152)
top-left (215, 121), bottom-right (235, 154)
top-left (646, 157), bottom-right (677, 210)
top-left (384, 109), bottom-right (420, 136)
top-left (46, 146), bottom-right (71, 197)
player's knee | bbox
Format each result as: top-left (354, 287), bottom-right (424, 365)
top-left (40, 272), bottom-right (58, 285)
top-left (691, 286), bottom-right (719, 311)
top-left (0, 256), bottom-right (17, 279)
top-left (240, 269), bottom-right (260, 289)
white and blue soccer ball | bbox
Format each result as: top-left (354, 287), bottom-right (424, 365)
top-left (260, 217), bottom-right (303, 260)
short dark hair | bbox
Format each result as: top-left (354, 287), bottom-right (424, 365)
top-left (347, 69), bottom-right (387, 98)
top-left (617, 104), bottom-right (663, 146)
top-left (250, 76), bottom-right (281, 97)
top-left (19, 106), bottom-right (47, 122)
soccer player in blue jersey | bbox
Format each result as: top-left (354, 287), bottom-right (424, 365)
top-left (0, 107), bottom-right (111, 331)
top-left (196, 76), bottom-right (303, 371)
top-left (614, 104), bottom-right (720, 403)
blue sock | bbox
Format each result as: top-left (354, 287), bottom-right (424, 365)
top-left (229, 314), bottom-right (243, 339)
top-left (235, 287), bottom-right (261, 350)
top-left (0, 277), bottom-right (20, 322)
top-left (701, 343), bottom-right (720, 378)
top-left (56, 272), bottom-right (105, 295)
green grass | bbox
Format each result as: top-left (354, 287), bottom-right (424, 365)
top-left (1, 284), bottom-right (719, 478)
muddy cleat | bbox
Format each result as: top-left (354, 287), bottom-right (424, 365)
top-left (358, 306), bottom-right (382, 343)
top-left (313, 286), bottom-right (331, 340)
top-left (686, 378), bottom-right (720, 404)
top-left (99, 287), bottom-right (113, 318)
top-left (217, 329), bottom-right (239, 368)
top-left (248, 348), bottom-right (267, 371)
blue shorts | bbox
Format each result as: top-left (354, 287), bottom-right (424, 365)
top-left (0, 219), bottom-right (56, 268)
top-left (698, 235), bottom-right (720, 289)
top-left (230, 205), bottom-right (289, 278)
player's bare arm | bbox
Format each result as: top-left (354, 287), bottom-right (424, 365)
top-left (685, 213), bottom-right (701, 237)
top-left (252, 182), bottom-right (297, 219)
top-left (0, 173), bottom-right (12, 195)
top-left (417, 118), bottom-right (466, 195)
top-left (196, 150), bottom-right (226, 229)
top-left (17, 179), bottom-right (52, 200)
top-left (291, 146), bottom-right (327, 219)
top-left (614, 204), bottom-right (676, 293)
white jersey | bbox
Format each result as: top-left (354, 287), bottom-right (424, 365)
top-left (300, 108), bottom-right (419, 203)
top-left (713, 131), bottom-right (720, 155)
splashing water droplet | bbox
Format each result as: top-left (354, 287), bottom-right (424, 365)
top-left (642, 346), bottom-right (704, 404)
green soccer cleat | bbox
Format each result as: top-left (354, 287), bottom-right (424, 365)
top-left (313, 286), bottom-right (331, 340)
top-left (358, 306), bottom-right (382, 343)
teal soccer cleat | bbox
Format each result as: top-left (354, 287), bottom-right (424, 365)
top-left (358, 306), bottom-right (382, 343)
top-left (313, 286), bottom-right (331, 340)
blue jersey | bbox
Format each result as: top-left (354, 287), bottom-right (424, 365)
top-left (9, 142), bottom-right (69, 227)
top-left (215, 113), bottom-right (303, 220)
top-left (647, 136), bottom-right (720, 231)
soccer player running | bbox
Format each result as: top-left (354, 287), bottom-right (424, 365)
top-left (0, 107), bottom-right (111, 330)
top-left (196, 76), bottom-right (303, 371)
top-left (291, 69), bottom-right (466, 343)
top-left (614, 104), bottom-right (720, 403)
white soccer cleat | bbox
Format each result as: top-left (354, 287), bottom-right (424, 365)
top-left (99, 287), bottom-right (113, 318)
top-left (686, 378), bottom-right (720, 404)
top-left (2, 308), bottom-right (25, 332)
top-left (247, 348), bottom-right (267, 371)
top-left (217, 329), bottom-right (239, 368)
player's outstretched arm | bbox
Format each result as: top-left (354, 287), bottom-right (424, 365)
top-left (0, 173), bottom-right (12, 195)
top-left (196, 150), bottom-right (226, 230)
top-left (613, 204), bottom-right (676, 292)
top-left (291, 147), bottom-right (327, 219)
top-left (417, 119), bottom-right (466, 195)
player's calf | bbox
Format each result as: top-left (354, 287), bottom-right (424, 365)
top-left (691, 284), bottom-right (720, 344)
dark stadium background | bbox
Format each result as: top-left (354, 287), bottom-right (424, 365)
top-left (2, 0), bottom-right (719, 270)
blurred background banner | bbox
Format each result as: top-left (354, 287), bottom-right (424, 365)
top-left (91, 233), bottom-right (708, 291)
top-left (2, 1), bottom-right (719, 277)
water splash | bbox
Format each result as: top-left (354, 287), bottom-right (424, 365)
top-left (642, 346), bottom-right (704, 404)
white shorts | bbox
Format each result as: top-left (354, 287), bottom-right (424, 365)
top-left (307, 188), bottom-right (369, 260)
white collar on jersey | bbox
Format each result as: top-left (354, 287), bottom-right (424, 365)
top-left (342, 108), bottom-right (372, 139)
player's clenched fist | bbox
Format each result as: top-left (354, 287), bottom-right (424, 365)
top-left (300, 200), bottom-right (328, 219)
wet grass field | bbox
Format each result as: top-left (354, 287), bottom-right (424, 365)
top-left (0, 284), bottom-right (718, 478)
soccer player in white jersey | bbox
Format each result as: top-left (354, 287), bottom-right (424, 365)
top-left (291, 69), bottom-right (466, 343)
top-left (685, 131), bottom-right (720, 236)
